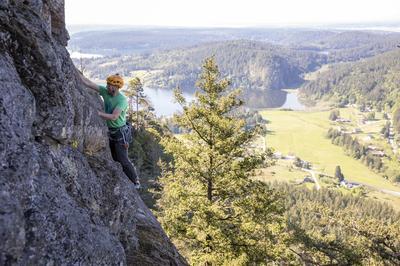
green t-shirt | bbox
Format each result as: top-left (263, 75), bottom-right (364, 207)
top-left (98, 85), bottom-right (128, 128)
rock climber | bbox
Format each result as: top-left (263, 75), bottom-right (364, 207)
top-left (78, 71), bottom-right (141, 189)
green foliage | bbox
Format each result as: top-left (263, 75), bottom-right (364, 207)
top-left (129, 125), bottom-right (168, 175)
top-left (327, 128), bottom-right (384, 172)
top-left (381, 121), bottom-right (391, 138)
top-left (329, 109), bottom-right (340, 121)
top-left (126, 77), bottom-right (144, 99)
top-left (80, 40), bottom-right (324, 95)
top-left (301, 49), bottom-right (400, 128)
top-left (293, 157), bottom-right (311, 169)
top-left (156, 58), bottom-right (290, 264)
top-left (163, 108), bottom-right (267, 134)
top-left (125, 78), bottom-right (165, 205)
top-left (293, 157), bottom-right (303, 168)
top-left (334, 165), bottom-right (345, 182)
top-left (70, 28), bottom-right (400, 59)
top-left (274, 183), bottom-right (400, 265)
top-left (75, 31), bottom-right (400, 109)
top-left (76, 40), bottom-right (324, 107)
top-left (126, 77), bottom-right (154, 129)
top-left (394, 108), bottom-right (400, 133)
top-left (127, 120), bottom-right (173, 207)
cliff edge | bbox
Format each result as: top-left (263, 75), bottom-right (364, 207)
top-left (0, 1), bottom-right (186, 265)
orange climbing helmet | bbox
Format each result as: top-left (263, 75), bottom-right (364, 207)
top-left (106, 74), bottom-right (124, 88)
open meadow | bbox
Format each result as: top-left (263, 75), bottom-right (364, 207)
top-left (259, 108), bottom-right (400, 209)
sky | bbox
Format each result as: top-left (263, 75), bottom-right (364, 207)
top-left (66, 0), bottom-right (400, 27)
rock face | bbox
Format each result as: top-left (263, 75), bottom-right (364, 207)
top-left (0, 1), bottom-right (186, 265)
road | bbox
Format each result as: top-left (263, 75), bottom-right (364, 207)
top-left (351, 182), bottom-right (400, 198)
top-left (302, 168), bottom-right (321, 190)
top-left (301, 168), bottom-right (400, 198)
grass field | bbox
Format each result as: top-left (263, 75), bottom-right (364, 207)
top-left (260, 109), bottom-right (400, 192)
top-left (254, 161), bottom-right (306, 183)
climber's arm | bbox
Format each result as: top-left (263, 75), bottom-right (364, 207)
top-left (78, 71), bottom-right (99, 92)
top-left (98, 108), bottom-right (121, 121)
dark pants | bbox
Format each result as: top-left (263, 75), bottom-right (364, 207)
top-left (109, 139), bottom-right (139, 184)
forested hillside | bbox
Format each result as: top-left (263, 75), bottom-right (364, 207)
top-left (275, 183), bottom-right (400, 265)
top-left (313, 31), bottom-right (400, 62)
top-left (69, 27), bottom-right (400, 59)
top-left (301, 49), bottom-right (400, 130)
top-left (68, 28), bottom-right (336, 55)
top-left (79, 40), bottom-right (325, 108)
top-left (82, 40), bottom-right (324, 91)
top-left (74, 30), bottom-right (400, 109)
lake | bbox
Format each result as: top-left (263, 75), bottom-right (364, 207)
top-left (100, 85), bottom-right (193, 117)
top-left (144, 88), bottom-right (305, 116)
top-left (68, 50), bottom-right (103, 59)
top-left (143, 88), bottom-right (194, 117)
top-left (279, 90), bottom-right (306, 110)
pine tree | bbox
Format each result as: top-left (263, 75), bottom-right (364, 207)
top-left (335, 165), bottom-right (345, 182)
top-left (329, 109), bottom-right (340, 121)
top-left (125, 77), bottom-right (153, 129)
top-left (156, 57), bottom-right (289, 265)
top-left (381, 121), bottom-right (391, 138)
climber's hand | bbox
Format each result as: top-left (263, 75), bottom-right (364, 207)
top-left (79, 71), bottom-right (99, 93)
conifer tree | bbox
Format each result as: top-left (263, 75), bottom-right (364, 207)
top-left (329, 109), bottom-right (340, 121)
top-left (125, 77), bottom-right (153, 129)
top-left (335, 165), bottom-right (345, 182)
top-left (157, 57), bottom-right (289, 265)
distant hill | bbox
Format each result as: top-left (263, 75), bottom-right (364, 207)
top-left (321, 31), bottom-right (400, 62)
top-left (66, 24), bottom-right (137, 35)
top-left (68, 28), bottom-right (337, 55)
top-left (73, 30), bottom-right (400, 108)
top-left (68, 28), bottom-right (236, 55)
top-left (68, 28), bottom-right (400, 61)
top-left (79, 40), bottom-right (325, 107)
top-left (301, 49), bottom-right (400, 108)
top-left (300, 49), bottom-right (400, 131)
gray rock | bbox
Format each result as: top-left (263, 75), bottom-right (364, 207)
top-left (0, 1), bottom-right (187, 265)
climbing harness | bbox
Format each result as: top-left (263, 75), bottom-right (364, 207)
top-left (108, 122), bottom-right (133, 147)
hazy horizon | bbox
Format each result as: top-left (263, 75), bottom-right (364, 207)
top-left (66, 0), bottom-right (400, 28)
top-left (66, 22), bottom-right (400, 36)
